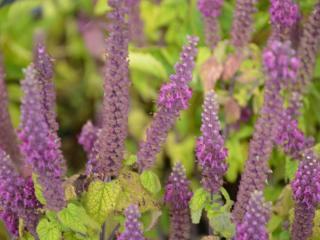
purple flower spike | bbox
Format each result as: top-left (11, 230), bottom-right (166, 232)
top-left (79, 121), bottom-right (99, 154)
top-left (235, 191), bottom-right (271, 240)
top-left (118, 205), bottom-right (145, 240)
top-left (89, 0), bottom-right (130, 179)
top-left (233, 41), bottom-right (298, 223)
top-left (33, 37), bottom-right (58, 133)
top-left (270, 0), bottom-right (300, 40)
top-left (196, 90), bottom-right (228, 194)
top-left (198, 0), bottom-right (224, 49)
top-left (165, 163), bottom-right (192, 240)
top-left (291, 149), bottom-right (320, 240)
top-left (0, 150), bottom-right (41, 236)
top-left (19, 65), bottom-right (66, 211)
top-left (126, 0), bottom-right (145, 46)
top-left (137, 36), bottom-right (198, 171)
top-left (231, 0), bottom-right (258, 49)
top-left (0, 55), bottom-right (23, 168)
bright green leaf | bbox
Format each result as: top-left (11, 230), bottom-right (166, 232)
top-left (189, 188), bottom-right (210, 224)
top-left (32, 173), bottom-right (47, 205)
top-left (84, 180), bottom-right (121, 225)
top-left (36, 218), bottom-right (62, 240)
top-left (208, 212), bottom-right (235, 238)
top-left (140, 170), bottom-right (161, 194)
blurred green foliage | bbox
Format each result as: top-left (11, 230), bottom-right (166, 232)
top-left (0, 0), bottom-right (319, 239)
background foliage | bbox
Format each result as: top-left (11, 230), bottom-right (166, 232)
top-left (0, 0), bottom-right (319, 239)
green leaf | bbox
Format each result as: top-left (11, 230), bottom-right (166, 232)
top-left (189, 188), bottom-right (210, 224)
top-left (58, 203), bottom-right (100, 235)
top-left (140, 170), bottom-right (161, 194)
top-left (208, 212), bottom-right (235, 238)
top-left (36, 218), bottom-right (62, 240)
top-left (123, 154), bottom-right (138, 166)
top-left (129, 52), bottom-right (167, 80)
top-left (84, 180), bottom-right (121, 225)
top-left (285, 158), bottom-right (299, 181)
top-left (32, 173), bottom-right (47, 205)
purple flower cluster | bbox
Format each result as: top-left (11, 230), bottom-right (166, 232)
top-left (19, 65), bottom-right (66, 211)
top-left (118, 205), bottom-right (145, 240)
top-left (231, 0), bottom-right (258, 49)
top-left (196, 90), bottom-right (228, 194)
top-left (235, 191), bottom-right (271, 240)
top-left (233, 41), bottom-right (298, 223)
top-left (0, 55), bottom-right (23, 168)
top-left (126, 0), bottom-right (145, 46)
top-left (137, 36), bottom-right (198, 171)
top-left (291, 149), bottom-right (320, 239)
top-left (164, 163), bottom-right (192, 240)
top-left (269, 0), bottom-right (300, 39)
top-left (0, 150), bottom-right (41, 236)
top-left (90, 0), bottom-right (130, 179)
top-left (198, 0), bottom-right (224, 49)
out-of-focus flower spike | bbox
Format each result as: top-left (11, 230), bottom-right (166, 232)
top-left (235, 191), bottom-right (271, 240)
top-left (233, 41), bottom-right (299, 223)
top-left (0, 149), bottom-right (41, 237)
top-left (137, 36), bottom-right (198, 171)
top-left (126, 0), bottom-right (145, 46)
top-left (117, 204), bottom-right (145, 240)
top-left (33, 34), bottom-right (58, 133)
top-left (0, 55), bottom-right (24, 169)
top-left (164, 163), bottom-right (192, 240)
top-left (269, 0), bottom-right (300, 41)
top-left (231, 0), bottom-right (258, 50)
top-left (19, 65), bottom-right (66, 211)
top-left (198, 0), bottom-right (224, 49)
top-left (89, 0), bottom-right (130, 179)
top-left (291, 149), bottom-right (320, 240)
top-left (196, 90), bottom-right (228, 194)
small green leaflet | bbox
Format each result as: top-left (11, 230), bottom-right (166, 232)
top-left (36, 217), bottom-right (62, 240)
top-left (32, 173), bottom-right (47, 205)
top-left (189, 188), bottom-right (210, 224)
top-left (84, 179), bottom-right (121, 225)
top-left (140, 170), bottom-right (161, 194)
top-left (58, 203), bottom-right (100, 235)
top-left (207, 211), bottom-right (235, 238)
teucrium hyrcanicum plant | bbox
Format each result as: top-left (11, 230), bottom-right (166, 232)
top-left (0, 0), bottom-right (319, 239)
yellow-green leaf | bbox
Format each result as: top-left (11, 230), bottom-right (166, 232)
top-left (36, 218), bottom-right (62, 240)
top-left (32, 173), bottom-right (47, 205)
top-left (84, 180), bottom-right (121, 225)
top-left (189, 188), bottom-right (210, 224)
top-left (140, 170), bottom-right (161, 194)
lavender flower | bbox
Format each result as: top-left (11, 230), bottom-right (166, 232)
top-left (198, 0), bottom-right (224, 49)
top-left (231, 0), bottom-right (258, 50)
top-left (137, 36), bottom-right (198, 171)
top-left (19, 65), bottom-right (66, 211)
top-left (0, 150), bottom-right (41, 236)
top-left (196, 90), bottom-right (228, 194)
top-left (291, 149), bottom-right (320, 240)
top-left (164, 163), bottom-right (192, 240)
top-left (0, 55), bottom-right (23, 168)
top-left (235, 191), bottom-right (271, 240)
top-left (118, 205), bottom-right (145, 240)
top-left (233, 41), bottom-right (299, 223)
top-left (269, 0), bottom-right (300, 41)
top-left (288, 3), bottom-right (320, 118)
top-left (126, 0), bottom-right (145, 46)
top-left (89, 0), bottom-right (130, 179)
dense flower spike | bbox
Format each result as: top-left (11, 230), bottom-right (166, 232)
top-left (33, 37), bottom-right (58, 132)
top-left (291, 149), bottom-right (320, 240)
top-left (0, 55), bottom-right (23, 168)
top-left (164, 163), bottom-right (192, 240)
top-left (196, 90), bottom-right (228, 194)
top-left (118, 205), bottom-right (145, 240)
top-left (288, 3), bottom-right (320, 118)
top-left (137, 36), bottom-right (198, 170)
top-left (235, 191), bottom-right (271, 240)
top-left (19, 65), bottom-right (66, 210)
top-left (232, 41), bottom-right (299, 223)
top-left (126, 0), bottom-right (145, 46)
top-left (198, 0), bottom-right (224, 49)
top-left (269, 0), bottom-right (300, 40)
top-left (0, 150), bottom-right (41, 236)
top-left (90, 0), bottom-right (130, 179)
top-left (231, 0), bottom-right (258, 49)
